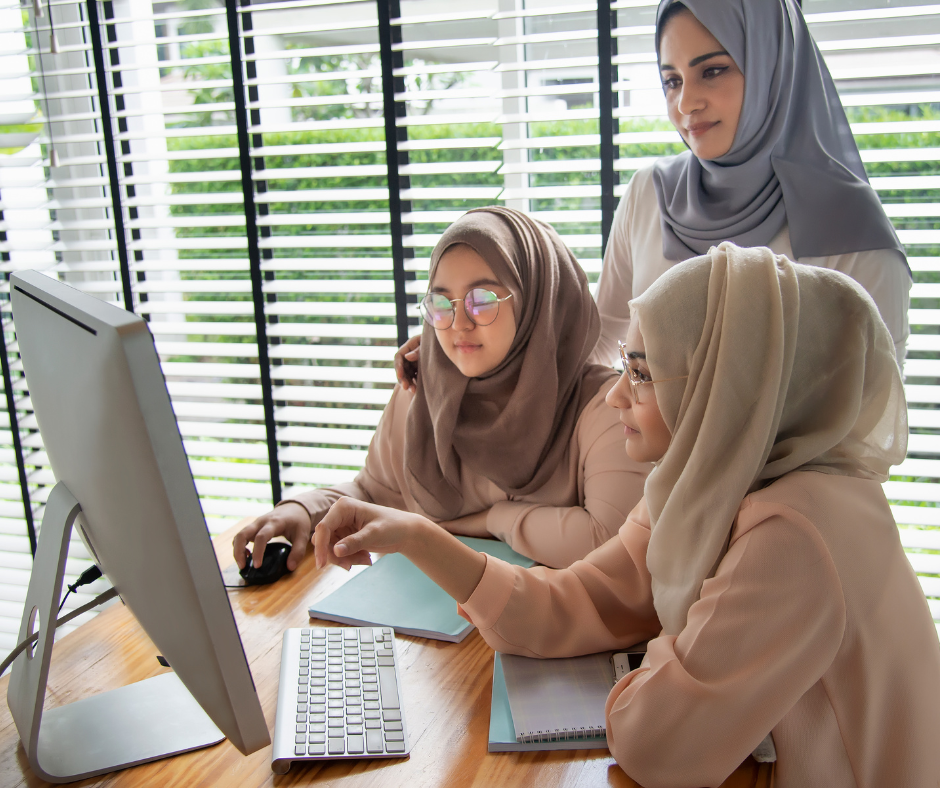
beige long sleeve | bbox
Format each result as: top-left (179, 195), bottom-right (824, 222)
top-left (461, 472), bottom-right (940, 787)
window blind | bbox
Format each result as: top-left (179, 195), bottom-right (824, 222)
top-left (1, 0), bottom-right (939, 669)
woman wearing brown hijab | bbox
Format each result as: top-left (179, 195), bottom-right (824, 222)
top-left (234, 207), bottom-right (650, 571)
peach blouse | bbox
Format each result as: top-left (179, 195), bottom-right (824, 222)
top-left (461, 470), bottom-right (940, 787)
top-left (287, 379), bottom-right (650, 568)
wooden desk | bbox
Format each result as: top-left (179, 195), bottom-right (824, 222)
top-left (0, 527), bottom-right (629, 788)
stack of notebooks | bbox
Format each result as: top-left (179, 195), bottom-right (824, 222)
top-left (307, 535), bottom-right (646, 751)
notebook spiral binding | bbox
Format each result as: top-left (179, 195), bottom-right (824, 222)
top-left (519, 726), bottom-right (607, 743)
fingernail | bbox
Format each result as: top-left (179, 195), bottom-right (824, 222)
top-left (335, 543), bottom-right (347, 557)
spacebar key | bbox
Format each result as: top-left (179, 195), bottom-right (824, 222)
top-left (377, 666), bottom-right (400, 710)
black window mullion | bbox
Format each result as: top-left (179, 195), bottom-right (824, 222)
top-left (226, 0), bottom-right (281, 503)
top-left (0, 202), bottom-right (36, 556)
top-left (597, 0), bottom-right (618, 254)
top-left (378, 0), bottom-right (413, 349)
top-left (84, 0), bottom-right (134, 313)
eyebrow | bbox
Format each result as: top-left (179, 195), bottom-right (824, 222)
top-left (625, 351), bottom-right (646, 360)
top-left (660, 50), bottom-right (730, 71)
top-left (430, 278), bottom-right (503, 294)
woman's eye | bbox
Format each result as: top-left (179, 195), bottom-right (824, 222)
top-left (629, 366), bottom-right (652, 383)
top-left (703, 65), bottom-right (728, 79)
top-left (662, 76), bottom-right (680, 90)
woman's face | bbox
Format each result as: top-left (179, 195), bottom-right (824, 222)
top-left (606, 319), bottom-right (673, 463)
top-left (659, 8), bottom-right (745, 161)
top-left (429, 244), bottom-right (517, 378)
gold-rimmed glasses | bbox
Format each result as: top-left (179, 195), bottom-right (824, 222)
top-left (618, 341), bottom-right (688, 404)
top-left (419, 288), bottom-right (513, 330)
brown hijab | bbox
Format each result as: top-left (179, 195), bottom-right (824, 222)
top-left (404, 207), bottom-right (616, 521)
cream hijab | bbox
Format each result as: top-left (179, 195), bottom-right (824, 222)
top-left (404, 207), bottom-right (616, 521)
top-left (632, 242), bottom-right (908, 635)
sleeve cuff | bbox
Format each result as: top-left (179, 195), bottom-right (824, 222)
top-left (460, 553), bottom-right (518, 632)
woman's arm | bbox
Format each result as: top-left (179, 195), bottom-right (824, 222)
top-left (314, 497), bottom-right (486, 603)
top-left (483, 383), bottom-right (648, 567)
top-left (590, 189), bottom-right (636, 367)
top-left (812, 247), bottom-right (910, 364)
top-left (315, 496), bottom-right (659, 658)
top-left (606, 508), bottom-right (846, 788)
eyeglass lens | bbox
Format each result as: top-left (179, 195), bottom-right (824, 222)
top-left (420, 288), bottom-right (502, 329)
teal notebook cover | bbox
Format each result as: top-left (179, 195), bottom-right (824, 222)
top-left (308, 536), bottom-right (534, 643)
top-left (488, 653), bottom-right (610, 752)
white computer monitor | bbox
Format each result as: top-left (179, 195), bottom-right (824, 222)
top-left (6, 270), bottom-right (269, 783)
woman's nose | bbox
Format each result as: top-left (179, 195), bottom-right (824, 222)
top-left (606, 372), bottom-right (633, 410)
top-left (452, 298), bottom-right (475, 331)
top-left (677, 80), bottom-right (706, 116)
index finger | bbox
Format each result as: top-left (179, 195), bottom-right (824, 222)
top-left (314, 497), bottom-right (359, 569)
top-left (232, 517), bottom-right (263, 569)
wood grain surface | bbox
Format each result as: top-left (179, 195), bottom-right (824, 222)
top-left (0, 524), bottom-right (630, 788)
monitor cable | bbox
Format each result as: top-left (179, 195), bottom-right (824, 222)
top-left (0, 577), bottom-right (118, 677)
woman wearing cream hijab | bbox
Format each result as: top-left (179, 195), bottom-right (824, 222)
top-left (234, 207), bottom-right (648, 572)
top-left (316, 243), bottom-right (940, 786)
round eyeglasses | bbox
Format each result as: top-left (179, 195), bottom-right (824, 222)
top-left (618, 341), bottom-right (687, 404)
top-left (419, 288), bottom-right (513, 330)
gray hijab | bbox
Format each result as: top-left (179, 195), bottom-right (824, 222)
top-left (651, 0), bottom-right (907, 269)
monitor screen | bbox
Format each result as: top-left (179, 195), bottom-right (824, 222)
top-left (9, 270), bottom-right (269, 760)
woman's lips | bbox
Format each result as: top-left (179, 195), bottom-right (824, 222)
top-left (623, 424), bottom-right (639, 436)
top-left (455, 342), bottom-right (482, 354)
top-left (687, 121), bottom-right (717, 137)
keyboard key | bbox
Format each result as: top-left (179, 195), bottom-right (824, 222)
top-left (347, 714), bottom-right (363, 725)
top-left (365, 719), bottom-right (381, 729)
top-left (296, 724), bottom-right (306, 733)
top-left (310, 714), bottom-right (325, 724)
top-left (328, 709), bottom-right (344, 718)
top-left (366, 730), bottom-right (383, 753)
top-left (296, 714), bottom-right (306, 724)
top-left (328, 739), bottom-right (345, 755)
top-left (364, 701), bottom-right (380, 710)
top-left (359, 629), bottom-right (373, 643)
top-left (364, 692), bottom-right (379, 702)
top-left (346, 724), bottom-right (363, 735)
top-left (378, 667), bottom-right (400, 709)
top-left (295, 734), bottom-right (305, 744)
top-left (385, 721), bottom-right (403, 731)
top-left (347, 735), bottom-right (364, 754)
top-left (364, 710), bottom-right (381, 720)
top-left (310, 723), bottom-right (326, 733)
top-left (295, 744), bottom-right (306, 756)
top-left (308, 733), bottom-right (325, 744)
top-left (328, 699), bottom-right (343, 709)
top-left (311, 704), bottom-right (326, 714)
top-left (377, 656), bottom-right (395, 667)
top-left (307, 744), bottom-right (326, 756)
top-left (328, 717), bottom-right (345, 727)
top-left (328, 725), bottom-right (344, 736)
top-left (383, 711), bottom-right (402, 722)
top-left (385, 731), bottom-right (404, 742)
top-left (386, 741), bottom-right (405, 754)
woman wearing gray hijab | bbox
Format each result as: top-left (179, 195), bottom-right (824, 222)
top-left (592, 0), bottom-right (910, 366)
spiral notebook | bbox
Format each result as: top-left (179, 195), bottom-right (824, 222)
top-left (488, 652), bottom-right (614, 752)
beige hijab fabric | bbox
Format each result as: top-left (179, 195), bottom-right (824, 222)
top-left (632, 242), bottom-right (908, 635)
top-left (404, 207), bottom-right (616, 521)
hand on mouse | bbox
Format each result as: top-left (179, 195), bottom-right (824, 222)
top-left (233, 501), bottom-right (316, 572)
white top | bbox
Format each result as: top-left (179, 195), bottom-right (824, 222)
top-left (591, 166), bottom-right (912, 366)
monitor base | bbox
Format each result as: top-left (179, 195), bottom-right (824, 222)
top-left (6, 482), bottom-right (224, 784)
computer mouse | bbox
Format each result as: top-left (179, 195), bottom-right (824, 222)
top-left (239, 541), bottom-right (293, 586)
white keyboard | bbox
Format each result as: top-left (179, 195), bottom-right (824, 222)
top-left (271, 626), bottom-right (410, 774)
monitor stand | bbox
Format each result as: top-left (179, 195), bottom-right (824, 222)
top-left (6, 482), bottom-right (225, 784)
